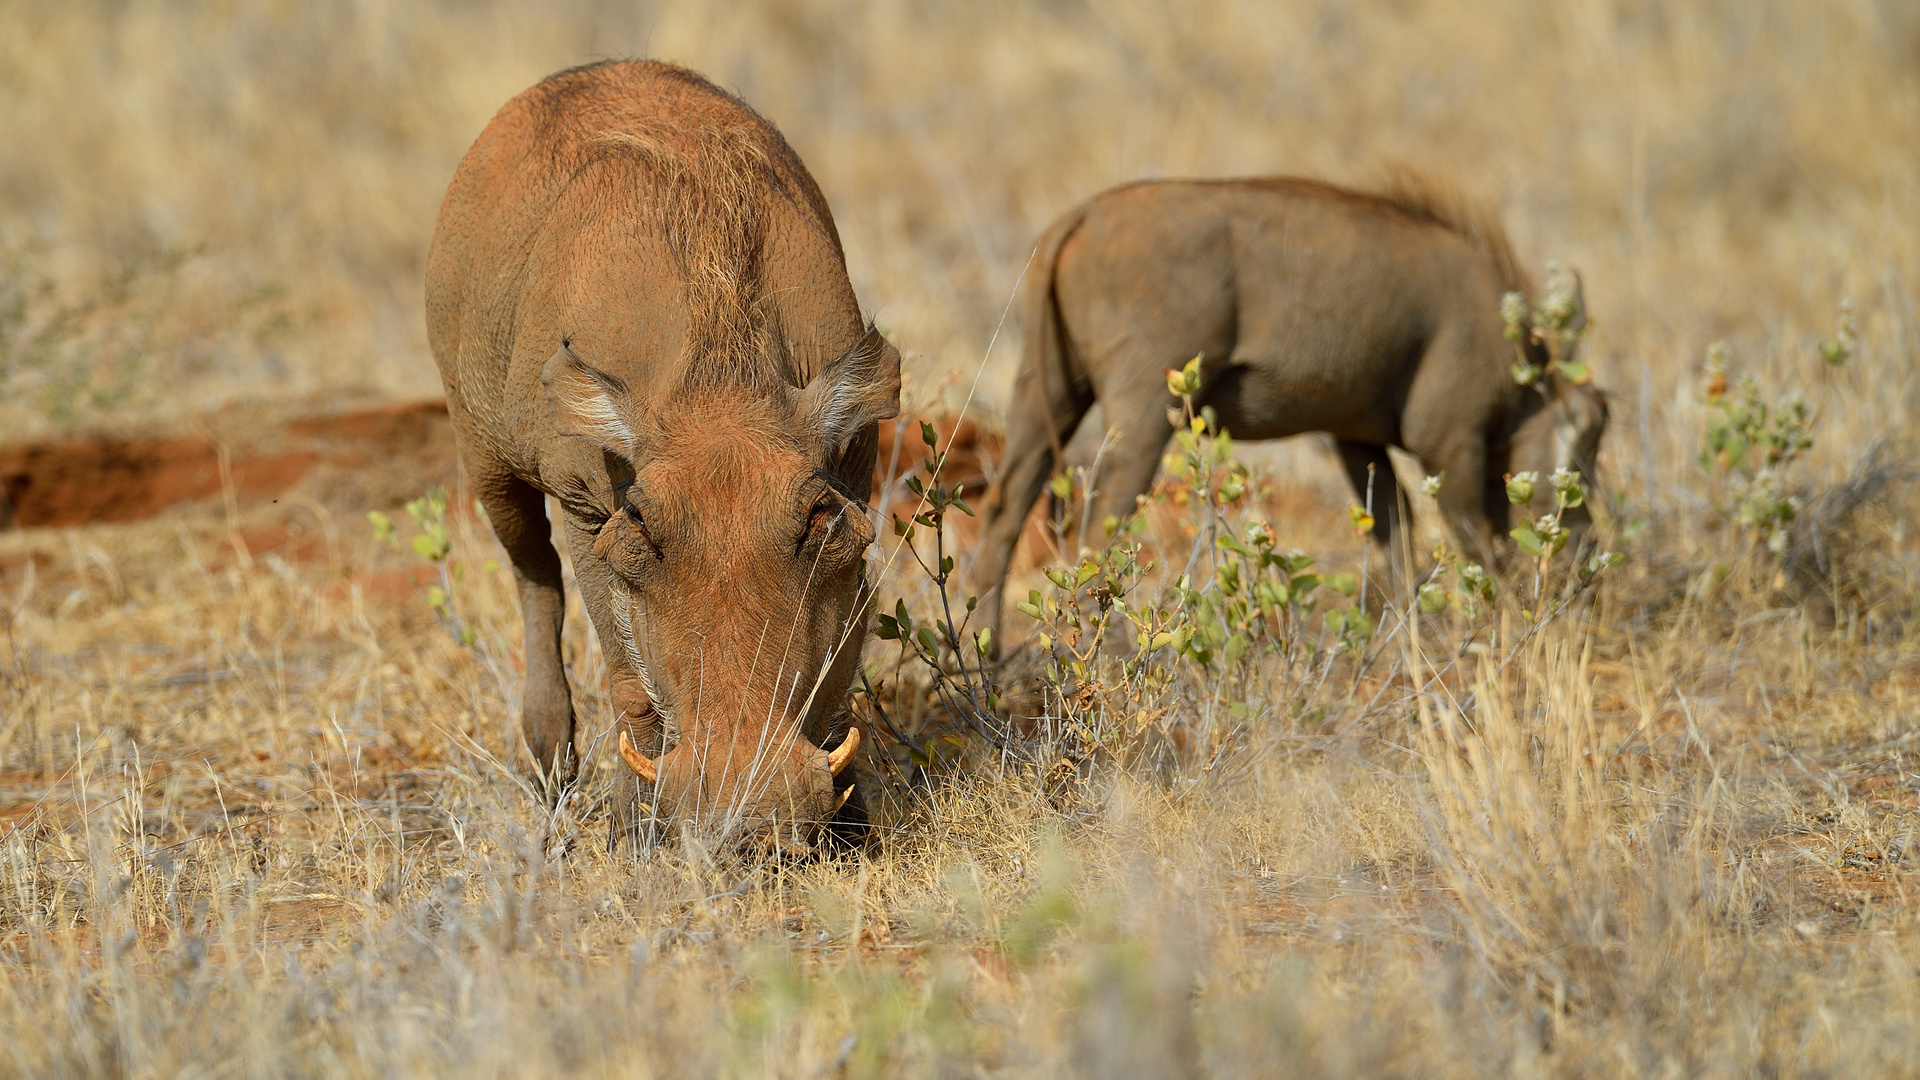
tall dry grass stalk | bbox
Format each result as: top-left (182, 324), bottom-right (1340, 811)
top-left (3, 1), bottom-right (1920, 1076)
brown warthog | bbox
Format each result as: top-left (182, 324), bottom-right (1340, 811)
top-left (974, 175), bottom-right (1607, 641)
top-left (426, 61), bottom-right (897, 852)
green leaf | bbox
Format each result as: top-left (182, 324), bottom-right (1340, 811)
top-left (874, 614), bottom-right (900, 640)
top-left (1510, 521), bottom-right (1544, 558)
top-left (1417, 582), bottom-right (1450, 615)
top-left (367, 511), bottom-right (395, 543)
top-left (1216, 561), bottom-right (1240, 594)
top-left (1224, 633), bottom-right (1249, 667)
top-left (1050, 474), bottom-right (1073, 500)
top-left (920, 420), bottom-right (939, 449)
top-left (1326, 573), bottom-right (1357, 598)
top-left (1277, 551), bottom-right (1315, 575)
top-left (1554, 359), bottom-right (1591, 385)
top-left (1179, 355), bottom-right (1203, 395)
top-left (915, 626), bottom-right (940, 656)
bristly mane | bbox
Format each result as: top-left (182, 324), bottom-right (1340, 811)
top-left (583, 123), bottom-right (786, 391)
top-left (1364, 165), bottom-right (1530, 296)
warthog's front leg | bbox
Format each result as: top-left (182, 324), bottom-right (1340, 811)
top-left (1336, 440), bottom-right (1409, 604)
top-left (474, 473), bottom-right (577, 796)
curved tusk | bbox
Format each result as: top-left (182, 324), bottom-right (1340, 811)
top-left (618, 730), bottom-right (658, 784)
top-left (826, 725), bottom-right (861, 776)
top-left (833, 785), bottom-right (854, 813)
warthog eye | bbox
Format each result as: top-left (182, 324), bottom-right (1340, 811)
top-left (800, 495), bottom-right (839, 552)
top-left (797, 471), bottom-right (874, 562)
top-left (622, 501), bottom-right (659, 548)
top-left (593, 495), bottom-right (660, 576)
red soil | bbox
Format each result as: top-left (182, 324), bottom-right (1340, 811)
top-left (0, 400), bottom-right (456, 529)
top-left (0, 401), bottom-right (1010, 536)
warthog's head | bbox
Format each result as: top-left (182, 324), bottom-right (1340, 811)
top-left (1509, 375), bottom-right (1609, 530)
top-left (542, 328), bottom-right (900, 852)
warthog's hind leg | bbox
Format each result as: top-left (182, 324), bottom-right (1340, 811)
top-left (974, 367), bottom-right (1092, 653)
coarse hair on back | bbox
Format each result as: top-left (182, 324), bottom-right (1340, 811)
top-left (583, 123), bottom-right (786, 390)
top-left (1362, 164), bottom-right (1530, 296)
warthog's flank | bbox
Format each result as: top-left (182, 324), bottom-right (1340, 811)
top-left (426, 61), bottom-right (898, 852)
top-left (975, 172), bottom-right (1608, 641)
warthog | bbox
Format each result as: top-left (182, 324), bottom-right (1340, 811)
top-left (974, 175), bottom-right (1607, 640)
top-left (426, 61), bottom-right (897, 852)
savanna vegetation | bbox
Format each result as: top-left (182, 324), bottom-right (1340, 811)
top-left (4, 1), bottom-right (1920, 1076)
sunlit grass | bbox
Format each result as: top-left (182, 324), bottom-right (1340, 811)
top-left (4, 1), bottom-right (1920, 1076)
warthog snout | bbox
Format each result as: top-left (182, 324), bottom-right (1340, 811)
top-left (619, 726), bottom-right (859, 851)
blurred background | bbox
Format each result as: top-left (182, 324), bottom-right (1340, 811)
top-left (2, 0), bottom-right (1915, 479)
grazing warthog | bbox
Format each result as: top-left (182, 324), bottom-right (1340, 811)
top-left (975, 175), bottom-right (1608, 641)
top-left (426, 61), bottom-right (897, 852)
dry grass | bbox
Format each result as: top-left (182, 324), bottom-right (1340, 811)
top-left (5, 1), bottom-right (1920, 1076)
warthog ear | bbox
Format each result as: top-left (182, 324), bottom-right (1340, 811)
top-left (799, 326), bottom-right (901, 455)
top-left (543, 341), bottom-right (641, 460)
